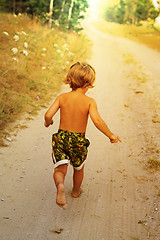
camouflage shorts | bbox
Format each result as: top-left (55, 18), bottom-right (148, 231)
top-left (52, 129), bottom-right (90, 170)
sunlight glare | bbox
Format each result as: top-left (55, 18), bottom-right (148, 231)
top-left (88, 0), bottom-right (108, 20)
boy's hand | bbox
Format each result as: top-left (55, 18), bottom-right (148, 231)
top-left (44, 119), bottom-right (53, 128)
top-left (109, 134), bottom-right (121, 143)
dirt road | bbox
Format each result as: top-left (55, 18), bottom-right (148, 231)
top-left (1, 22), bottom-right (160, 240)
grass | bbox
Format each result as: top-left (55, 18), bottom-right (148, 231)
top-left (0, 13), bottom-right (91, 146)
top-left (123, 53), bottom-right (150, 84)
top-left (130, 237), bottom-right (140, 240)
top-left (147, 156), bottom-right (160, 170)
top-left (91, 18), bottom-right (160, 52)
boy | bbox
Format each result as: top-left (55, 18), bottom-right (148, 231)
top-left (44, 62), bottom-right (121, 210)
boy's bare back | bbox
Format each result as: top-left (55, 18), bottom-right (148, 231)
top-left (59, 89), bottom-right (91, 133)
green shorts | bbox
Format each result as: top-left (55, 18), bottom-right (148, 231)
top-left (52, 129), bottom-right (90, 170)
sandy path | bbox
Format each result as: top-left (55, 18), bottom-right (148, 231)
top-left (1, 23), bottom-right (160, 240)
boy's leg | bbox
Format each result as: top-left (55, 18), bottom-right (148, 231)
top-left (72, 165), bottom-right (84, 198)
top-left (53, 164), bottom-right (68, 210)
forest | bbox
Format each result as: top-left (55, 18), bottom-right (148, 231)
top-left (104, 0), bottom-right (160, 25)
top-left (0, 0), bottom-right (89, 31)
top-left (1, 0), bottom-right (160, 29)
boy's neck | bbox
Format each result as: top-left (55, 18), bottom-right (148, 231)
top-left (72, 87), bottom-right (88, 94)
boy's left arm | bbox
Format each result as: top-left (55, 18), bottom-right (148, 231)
top-left (44, 96), bottom-right (60, 127)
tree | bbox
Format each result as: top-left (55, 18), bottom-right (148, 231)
top-left (149, 5), bottom-right (159, 22)
top-left (115, 0), bottom-right (126, 24)
top-left (57, 0), bottom-right (66, 23)
top-left (0, 0), bottom-right (16, 13)
top-left (104, 6), bottom-right (116, 22)
top-left (104, 0), bottom-right (159, 25)
top-left (125, 0), bottom-right (136, 24)
top-left (49, 0), bottom-right (54, 28)
top-left (68, 0), bottom-right (74, 24)
top-left (0, 0), bottom-right (89, 30)
top-left (68, 0), bottom-right (89, 30)
top-left (134, 0), bottom-right (153, 22)
top-left (104, 0), bottom-right (126, 24)
top-left (52, 0), bottom-right (89, 30)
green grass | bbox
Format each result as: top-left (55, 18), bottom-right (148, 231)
top-left (0, 13), bottom-right (91, 146)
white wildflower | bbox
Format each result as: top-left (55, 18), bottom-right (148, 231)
top-left (68, 51), bottom-right (74, 56)
top-left (42, 66), bottom-right (46, 70)
top-left (3, 31), bottom-right (9, 36)
top-left (62, 44), bottom-right (68, 48)
top-left (61, 53), bottom-right (64, 57)
top-left (12, 57), bottom-right (19, 62)
top-left (12, 48), bottom-right (18, 54)
top-left (17, 31), bottom-right (26, 35)
top-left (57, 49), bottom-right (61, 53)
top-left (23, 50), bottom-right (28, 56)
top-left (6, 137), bottom-right (11, 142)
top-left (66, 61), bottom-right (70, 65)
top-left (21, 31), bottom-right (27, 35)
top-left (24, 42), bottom-right (28, 48)
top-left (13, 35), bottom-right (19, 41)
top-left (54, 44), bottom-right (58, 47)
top-left (42, 48), bottom-right (47, 51)
top-left (41, 53), bottom-right (46, 57)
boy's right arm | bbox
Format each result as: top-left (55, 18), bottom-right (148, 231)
top-left (44, 95), bottom-right (60, 127)
top-left (89, 99), bottom-right (121, 143)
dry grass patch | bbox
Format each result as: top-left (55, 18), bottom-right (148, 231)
top-left (123, 53), bottom-right (150, 84)
top-left (0, 13), bottom-right (91, 146)
top-left (91, 18), bottom-right (160, 52)
top-left (147, 157), bottom-right (160, 170)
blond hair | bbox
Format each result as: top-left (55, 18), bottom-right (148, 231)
top-left (64, 62), bottom-right (95, 90)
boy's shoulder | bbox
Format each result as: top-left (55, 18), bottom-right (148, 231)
top-left (57, 92), bottom-right (96, 105)
top-left (85, 95), bottom-right (95, 103)
top-left (56, 93), bottom-right (67, 100)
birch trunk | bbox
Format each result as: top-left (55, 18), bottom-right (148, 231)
top-left (49, 0), bottom-right (54, 28)
top-left (68, 0), bottom-right (74, 26)
top-left (58, 0), bottom-right (66, 23)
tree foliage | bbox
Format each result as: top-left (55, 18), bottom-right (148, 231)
top-left (115, 0), bottom-right (126, 24)
top-left (134, 0), bottom-right (153, 22)
top-left (104, 0), bottom-right (159, 24)
top-left (0, 0), bottom-right (89, 30)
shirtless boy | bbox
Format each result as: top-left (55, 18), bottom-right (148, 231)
top-left (44, 62), bottom-right (121, 210)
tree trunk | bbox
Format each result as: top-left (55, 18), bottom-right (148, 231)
top-left (68, 0), bottom-right (74, 26)
top-left (19, 0), bottom-right (22, 13)
top-left (58, 0), bottom-right (66, 23)
top-left (13, 0), bottom-right (16, 14)
top-left (49, 0), bottom-right (54, 28)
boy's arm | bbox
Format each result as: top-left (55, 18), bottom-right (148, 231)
top-left (89, 99), bottom-right (121, 143)
top-left (44, 96), bottom-right (60, 127)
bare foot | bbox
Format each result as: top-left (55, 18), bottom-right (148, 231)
top-left (56, 183), bottom-right (66, 210)
top-left (72, 188), bottom-right (82, 198)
